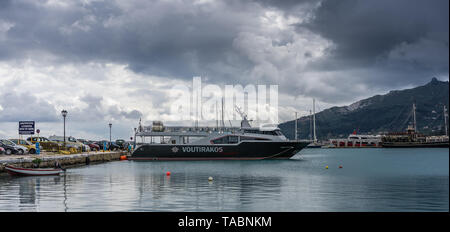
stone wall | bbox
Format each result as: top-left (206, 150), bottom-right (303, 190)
top-left (0, 151), bottom-right (128, 172)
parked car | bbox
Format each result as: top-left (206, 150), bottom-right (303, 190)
top-left (48, 135), bottom-right (86, 152)
top-left (109, 142), bottom-right (120, 150)
top-left (0, 139), bottom-right (28, 155)
top-left (86, 141), bottom-right (100, 151)
top-left (9, 139), bottom-right (42, 154)
top-left (95, 140), bottom-right (120, 151)
top-left (27, 137), bottom-right (62, 152)
top-left (115, 139), bottom-right (126, 150)
top-left (0, 141), bottom-right (19, 155)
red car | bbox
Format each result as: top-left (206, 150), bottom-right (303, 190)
top-left (87, 142), bottom-right (100, 151)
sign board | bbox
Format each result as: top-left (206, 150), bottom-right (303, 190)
top-left (19, 121), bottom-right (35, 135)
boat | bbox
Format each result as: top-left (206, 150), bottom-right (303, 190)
top-left (130, 112), bottom-right (309, 161)
top-left (381, 126), bottom-right (449, 148)
top-left (381, 103), bottom-right (449, 148)
top-left (329, 131), bottom-right (382, 148)
top-left (4, 165), bottom-right (65, 176)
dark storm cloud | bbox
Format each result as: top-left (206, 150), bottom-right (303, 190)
top-left (300, 0), bottom-right (449, 85)
top-left (0, 0), bottom-right (448, 106)
top-left (0, 0), bottom-right (254, 81)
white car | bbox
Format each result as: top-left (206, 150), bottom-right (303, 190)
top-left (0, 139), bottom-right (29, 155)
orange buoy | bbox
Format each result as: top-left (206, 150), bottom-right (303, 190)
top-left (120, 155), bottom-right (127, 160)
top-left (166, 171), bottom-right (171, 176)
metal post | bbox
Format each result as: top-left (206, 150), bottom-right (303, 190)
top-left (61, 110), bottom-right (68, 147)
top-left (63, 117), bottom-right (66, 144)
top-left (109, 123), bottom-right (112, 144)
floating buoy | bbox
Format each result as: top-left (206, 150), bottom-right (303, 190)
top-left (325, 166), bottom-right (328, 169)
top-left (120, 155), bottom-right (127, 160)
top-left (208, 176), bottom-right (213, 181)
top-left (166, 171), bottom-right (171, 176)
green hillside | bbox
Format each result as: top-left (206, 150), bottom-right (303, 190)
top-left (279, 78), bottom-right (449, 139)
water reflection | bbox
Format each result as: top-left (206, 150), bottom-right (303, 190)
top-left (0, 148), bottom-right (448, 212)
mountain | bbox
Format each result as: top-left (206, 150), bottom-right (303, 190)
top-left (279, 78), bottom-right (449, 140)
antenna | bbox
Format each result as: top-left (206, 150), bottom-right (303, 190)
top-left (236, 105), bottom-right (252, 128)
top-left (235, 105), bottom-right (248, 120)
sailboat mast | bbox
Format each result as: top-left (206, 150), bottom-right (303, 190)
top-left (444, 105), bottom-right (448, 136)
top-left (413, 102), bottom-right (417, 132)
top-left (309, 110), bottom-right (312, 140)
top-left (216, 101), bottom-right (219, 130)
top-left (221, 97), bottom-right (225, 131)
top-left (295, 112), bottom-right (298, 141)
top-left (313, 98), bottom-right (317, 143)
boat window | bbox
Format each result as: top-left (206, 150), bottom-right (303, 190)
top-left (263, 131), bottom-right (277, 135)
top-left (349, 136), bottom-right (359, 139)
top-left (244, 129), bottom-right (259, 134)
top-left (228, 136), bottom-right (238, 144)
top-left (211, 136), bottom-right (228, 144)
top-left (274, 130), bottom-right (283, 136)
top-left (240, 136), bottom-right (269, 141)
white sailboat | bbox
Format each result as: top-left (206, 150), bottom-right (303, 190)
top-left (307, 99), bottom-right (323, 148)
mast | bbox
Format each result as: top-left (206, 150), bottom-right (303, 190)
top-left (295, 112), bottom-right (298, 141)
top-left (309, 110), bottom-right (312, 140)
top-left (195, 91), bottom-right (199, 130)
top-left (221, 97), bottom-right (225, 131)
top-left (412, 102), bottom-right (417, 132)
top-left (444, 105), bottom-right (448, 136)
top-left (313, 99), bottom-right (317, 143)
top-left (216, 101), bottom-right (219, 131)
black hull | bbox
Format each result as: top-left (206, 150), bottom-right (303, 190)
top-left (381, 142), bottom-right (449, 148)
top-left (129, 141), bottom-right (309, 161)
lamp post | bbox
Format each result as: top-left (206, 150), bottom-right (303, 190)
top-left (109, 123), bottom-right (112, 144)
top-left (61, 110), bottom-right (68, 146)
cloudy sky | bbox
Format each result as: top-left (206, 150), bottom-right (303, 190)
top-left (0, 0), bottom-right (448, 140)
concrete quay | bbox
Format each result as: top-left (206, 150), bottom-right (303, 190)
top-left (0, 151), bottom-right (128, 173)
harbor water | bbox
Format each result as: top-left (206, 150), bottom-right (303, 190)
top-left (0, 148), bottom-right (448, 212)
